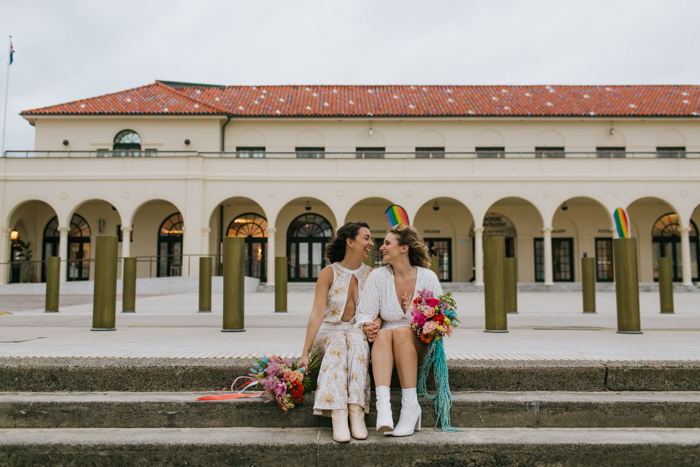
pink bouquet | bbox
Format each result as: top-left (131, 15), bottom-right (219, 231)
top-left (409, 289), bottom-right (459, 344)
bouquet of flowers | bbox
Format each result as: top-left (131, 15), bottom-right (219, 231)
top-left (249, 354), bottom-right (322, 412)
top-left (411, 289), bottom-right (462, 432)
top-left (409, 289), bottom-right (459, 343)
top-left (197, 354), bottom-right (322, 412)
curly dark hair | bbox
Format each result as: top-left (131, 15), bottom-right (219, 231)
top-left (390, 224), bottom-right (431, 268)
top-left (325, 222), bottom-right (371, 264)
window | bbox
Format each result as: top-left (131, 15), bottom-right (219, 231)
top-left (287, 214), bottom-right (333, 281)
top-left (535, 147), bottom-right (565, 158)
top-left (295, 147), bottom-right (325, 159)
top-left (227, 213), bottom-right (268, 281)
top-left (534, 238), bottom-right (574, 282)
top-left (236, 147), bottom-right (266, 158)
top-left (656, 147), bottom-right (686, 158)
top-left (416, 147), bottom-right (445, 159)
top-left (113, 130), bottom-right (142, 157)
top-left (356, 147), bottom-right (385, 159)
top-left (158, 213), bottom-right (184, 277)
top-left (596, 147), bottom-right (626, 158)
top-left (475, 147), bottom-right (505, 158)
top-left (43, 214), bottom-right (91, 282)
top-left (595, 238), bottom-right (614, 281)
top-left (652, 213), bottom-right (699, 281)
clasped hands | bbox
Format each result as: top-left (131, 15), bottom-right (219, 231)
top-left (362, 321), bottom-right (380, 343)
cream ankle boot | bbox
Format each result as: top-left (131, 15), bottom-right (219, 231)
top-left (349, 404), bottom-right (368, 440)
top-left (331, 409), bottom-right (351, 443)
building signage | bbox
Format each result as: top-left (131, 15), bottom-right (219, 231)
top-left (424, 229), bottom-right (441, 234)
top-left (471, 213), bottom-right (517, 237)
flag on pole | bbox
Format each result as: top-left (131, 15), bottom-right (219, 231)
top-left (8, 38), bottom-right (13, 65)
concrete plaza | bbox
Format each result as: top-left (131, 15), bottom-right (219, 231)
top-left (1, 290), bottom-right (698, 361)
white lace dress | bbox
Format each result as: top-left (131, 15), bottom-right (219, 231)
top-left (355, 266), bottom-right (443, 330)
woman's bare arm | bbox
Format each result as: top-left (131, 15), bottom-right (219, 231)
top-left (298, 266), bottom-right (333, 371)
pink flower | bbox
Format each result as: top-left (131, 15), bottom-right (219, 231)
top-left (274, 380), bottom-right (287, 397)
top-left (426, 298), bottom-right (440, 308)
top-left (418, 288), bottom-right (435, 301)
top-left (445, 326), bottom-right (453, 337)
top-left (412, 312), bottom-right (426, 327)
top-left (424, 307), bottom-right (435, 319)
top-left (265, 362), bottom-right (283, 377)
top-left (285, 370), bottom-right (303, 383)
top-left (423, 321), bottom-right (436, 334)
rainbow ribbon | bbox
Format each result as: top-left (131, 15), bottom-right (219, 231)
top-left (614, 207), bottom-right (630, 238)
top-left (385, 205), bottom-right (409, 228)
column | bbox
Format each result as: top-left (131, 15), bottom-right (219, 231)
top-left (201, 227), bottom-right (211, 257)
top-left (0, 228), bottom-right (10, 285)
top-left (474, 227), bottom-right (484, 286)
top-left (58, 226), bottom-right (70, 283)
top-left (544, 226), bottom-right (554, 286)
top-left (121, 226), bottom-right (132, 278)
top-left (266, 227), bottom-right (276, 286)
top-left (681, 227), bottom-right (693, 286)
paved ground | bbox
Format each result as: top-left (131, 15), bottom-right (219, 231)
top-left (0, 291), bottom-right (698, 361)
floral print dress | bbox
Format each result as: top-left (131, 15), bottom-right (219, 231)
top-left (312, 262), bottom-right (372, 417)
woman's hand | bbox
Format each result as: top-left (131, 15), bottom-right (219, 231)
top-left (297, 353), bottom-right (310, 373)
top-left (362, 322), bottom-right (380, 343)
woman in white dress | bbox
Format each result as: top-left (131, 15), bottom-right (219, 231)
top-left (355, 224), bottom-right (442, 437)
top-left (297, 221), bottom-right (379, 443)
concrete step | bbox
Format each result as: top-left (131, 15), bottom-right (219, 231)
top-left (1, 427), bottom-right (699, 466)
top-left (2, 391), bottom-right (699, 430)
top-left (2, 358), bottom-right (699, 392)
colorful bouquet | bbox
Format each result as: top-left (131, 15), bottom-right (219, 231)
top-left (197, 354), bottom-right (322, 412)
top-left (249, 354), bottom-right (322, 412)
top-left (412, 289), bottom-right (463, 432)
top-left (409, 289), bottom-right (459, 343)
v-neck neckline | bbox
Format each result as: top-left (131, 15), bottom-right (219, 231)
top-left (389, 266), bottom-right (419, 314)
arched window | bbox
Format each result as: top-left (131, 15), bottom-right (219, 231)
top-left (158, 213), bottom-right (183, 277)
top-left (113, 130), bottom-right (142, 157)
top-left (227, 213), bottom-right (268, 281)
top-left (42, 214), bottom-right (91, 282)
top-left (652, 213), bottom-right (699, 281)
top-left (287, 214), bottom-right (333, 281)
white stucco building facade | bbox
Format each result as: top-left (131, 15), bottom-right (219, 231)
top-left (1, 82), bottom-right (698, 287)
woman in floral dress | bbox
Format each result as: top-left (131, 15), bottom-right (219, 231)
top-left (297, 221), bottom-right (379, 443)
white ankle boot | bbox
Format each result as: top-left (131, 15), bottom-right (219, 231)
top-left (391, 388), bottom-right (421, 437)
top-left (331, 409), bottom-right (351, 443)
top-left (375, 386), bottom-right (394, 432)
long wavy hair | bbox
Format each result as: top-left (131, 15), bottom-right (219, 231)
top-left (390, 224), bottom-right (431, 268)
top-left (325, 221), bottom-right (371, 264)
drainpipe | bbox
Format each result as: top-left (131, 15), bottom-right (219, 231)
top-left (220, 115), bottom-right (231, 152)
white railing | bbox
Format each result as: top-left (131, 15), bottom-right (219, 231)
top-left (3, 150), bottom-right (699, 159)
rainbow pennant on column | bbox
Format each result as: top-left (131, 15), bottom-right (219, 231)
top-left (385, 205), bottom-right (409, 228)
top-left (614, 207), bottom-right (630, 238)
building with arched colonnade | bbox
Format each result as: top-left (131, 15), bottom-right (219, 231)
top-left (1, 82), bottom-right (698, 288)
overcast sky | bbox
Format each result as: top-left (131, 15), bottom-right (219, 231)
top-left (1, 0), bottom-right (698, 150)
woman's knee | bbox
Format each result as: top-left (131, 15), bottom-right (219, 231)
top-left (374, 329), bottom-right (393, 345)
top-left (392, 326), bottom-right (414, 343)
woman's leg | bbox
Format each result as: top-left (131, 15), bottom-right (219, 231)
top-left (391, 326), bottom-right (428, 437)
top-left (371, 329), bottom-right (395, 432)
top-left (313, 331), bottom-right (351, 442)
top-left (392, 326), bottom-right (428, 389)
top-left (346, 328), bottom-right (370, 439)
top-left (371, 329), bottom-right (394, 386)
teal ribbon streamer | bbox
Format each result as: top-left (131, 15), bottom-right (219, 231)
top-left (417, 338), bottom-right (462, 432)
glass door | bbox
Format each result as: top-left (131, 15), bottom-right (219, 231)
top-left (424, 238), bottom-right (452, 282)
top-left (534, 238), bottom-right (574, 282)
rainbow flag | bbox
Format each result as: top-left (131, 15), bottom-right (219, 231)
top-left (385, 205), bottom-right (409, 228)
top-left (614, 207), bottom-right (630, 238)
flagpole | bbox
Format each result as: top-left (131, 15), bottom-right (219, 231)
top-left (1, 35), bottom-right (11, 158)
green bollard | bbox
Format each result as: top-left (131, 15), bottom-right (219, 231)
top-left (45, 257), bottom-right (60, 313)
top-left (363, 246), bottom-right (375, 268)
top-left (582, 256), bottom-right (596, 313)
top-left (91, 236), bottom-right (118, 331)
top-left (199, 257), bottom-right (212, 313)
top-left (484, 237), bottom-right (508, 333)
top-left (275, 257), bottom-right (288, 313)
top-left (505, 257), bottom-right (518, 314)
top-left (658, 257), bottom-right (674, 314)
top-left (222, 237), bottom-right (245, 332)
top-left (613, 238), bottom-right (642, 334)
top-left (122, 257), bottom-right (136, 313)
top-left (430, 257), bottom-right (440, 278)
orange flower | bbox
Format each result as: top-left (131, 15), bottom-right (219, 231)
top-left (420, 333), bottom-right (433, 344)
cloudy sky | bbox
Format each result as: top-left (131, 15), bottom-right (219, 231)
top-left (1, 0), bottom-right (698, 150)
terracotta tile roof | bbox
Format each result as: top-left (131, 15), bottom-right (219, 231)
top-left (22, 82), bottom-right (700, 118)
top-left (22, 82), bottom-right (227, 116)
